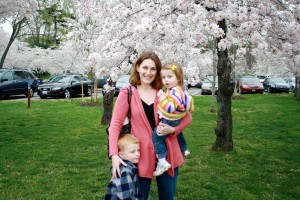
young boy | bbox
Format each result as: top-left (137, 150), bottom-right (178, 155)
top-left (105, 134), bottom-right (140, 200)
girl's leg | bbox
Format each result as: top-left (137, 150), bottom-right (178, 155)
top-left (156, 167), bottom-right (179, 200)
top-left (138, 176), bottom-right (152, 200)
top-left (152, 127), bottom-right (168, 158)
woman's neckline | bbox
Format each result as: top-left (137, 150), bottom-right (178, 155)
top-left (141, 99), bottom-right (154, 106)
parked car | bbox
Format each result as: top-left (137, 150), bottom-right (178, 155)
top-left (256, 75), bottom-right (269, 83)
top-left (0, 68), bottom-right (38, 98)
top-left (284, 77), bottom-right (295, 92)
top-left (115, 75), bottom-right (131, 96)
top-left (42, 75), bottom-right (61, 84)
top-left (187, 81), bottom-right (202, 89)
top-left (262, 77), bottom-right (290, 93)
top-left (37, 74), bottom-right (93, 99)
top-left (201, 77), bottom-right (218, 95)
top-left (95, 76), bottom-right (110, 89)
top-left (236, 76), bottom-right (264, 94)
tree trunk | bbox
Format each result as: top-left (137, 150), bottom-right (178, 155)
top-left (0, 18), bottom-right (26, 69)
top-left (212, 19), bottom-right (234, 151)
top-left (101, 90), bottom-right (115, 125)
top-left (296, 77), bottom-right (300, 100)
top-left (210, 38), bottom-right (217, 113)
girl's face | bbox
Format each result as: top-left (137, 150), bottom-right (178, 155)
top-left (119, 144), bottom-right (140, 164)
top-left (161, 69), bottom-right (178, 89)
top-left (137, 59), bottom-right (157, 86)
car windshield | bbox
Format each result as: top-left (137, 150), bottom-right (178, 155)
top-left (118, 75), bottom-right (130, 83)
top-left (257, 75), bottom-right (267, 79)
top-left (242, 77), bottom-right (260, 83)
top-left (272, 78), bottom-right (286, 83)
top-left (47, 76), bottom-right (60, 82)
top-left (56, 76), bottom-right (72, 83)
top-left (203, 77), bottom-right (218, 83)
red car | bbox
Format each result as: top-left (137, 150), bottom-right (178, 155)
top-left (237, 76), bottom-right (264, 94)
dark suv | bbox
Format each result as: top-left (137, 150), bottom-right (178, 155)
top-left (0, 68), bottom-right (38, 98)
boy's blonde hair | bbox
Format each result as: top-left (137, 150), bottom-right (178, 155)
top-left (118, 134), bottom-right (139, 152)
top-left (162, 62), bottom-right (184, 86)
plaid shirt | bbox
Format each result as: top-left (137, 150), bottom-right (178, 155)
top-left (105, 159), bottom-right (140, 200)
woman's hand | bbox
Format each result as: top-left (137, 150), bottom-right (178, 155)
top-left (157, 89), bottom-right (165, 98)
top-left (111, 155), bottom-right (127, 179)
top-left (156, 122), bottom-right (175, 136)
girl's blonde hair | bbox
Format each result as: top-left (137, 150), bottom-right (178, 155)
top-left (162, 62), bottom-right (184, 86)
top-left (118, 134), bottom-right (139, 152)
top-left (130, 51), bottom-right (163, 89)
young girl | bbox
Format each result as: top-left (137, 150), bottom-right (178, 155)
top-left (153, 62), bottom-right (194, 176)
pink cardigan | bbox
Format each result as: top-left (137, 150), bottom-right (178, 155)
top-left (108, 86), bottom-right (192, 179)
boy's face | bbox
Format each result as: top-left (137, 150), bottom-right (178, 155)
top-left (119, 144), bottom-right (140, 164)
top-left (161, 69), bottom-right (178, 89)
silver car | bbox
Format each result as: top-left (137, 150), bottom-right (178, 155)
top-left (201, 77), bottom-right (218, 95)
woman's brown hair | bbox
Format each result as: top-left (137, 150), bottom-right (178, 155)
top-left (129, 51), bottom-right (163, 89)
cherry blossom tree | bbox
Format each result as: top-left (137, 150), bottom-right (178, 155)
top-left (1, 0), bottom-right (298, 150)
top-left (69, 0), bottom-right (300, 150)
top-left (0, 0), bottom-right (39, 69)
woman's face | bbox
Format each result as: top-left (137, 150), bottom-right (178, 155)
top-left (137, 59), bottom-right (157, 85)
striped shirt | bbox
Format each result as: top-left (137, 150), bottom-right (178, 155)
top-left (157, 86), bottom-right (194, 120)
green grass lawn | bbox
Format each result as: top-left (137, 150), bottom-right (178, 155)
top-left (0, 94), bottom-right (299, 200)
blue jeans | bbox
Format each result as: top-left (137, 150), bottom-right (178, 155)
top-left (138, 168), bottom-right (179, 200)
top-left (153, 118), bottom-right (187, 158)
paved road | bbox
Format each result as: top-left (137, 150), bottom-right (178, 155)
top-left (0, 90), bottom-right (104, 101)
top-left (1, 88), bottom-right (204, 101)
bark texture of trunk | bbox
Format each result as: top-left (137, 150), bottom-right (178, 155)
top-left (212, 19), bottom-right (234, 151)
top-left (101, 90), bottom-right (115, 125)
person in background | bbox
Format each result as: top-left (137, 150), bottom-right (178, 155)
top-left (108, 51), bottom-right (192, 200)
top-left (153, 62), bottom-right (194, 177)
top-left (105, 134), bottom-right (140, 200)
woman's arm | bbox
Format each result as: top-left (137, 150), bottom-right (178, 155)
top-left (157, 112), bottom-right (192, 136)
top-left (108, 87), bottom-right (130, 178)
top-left (173, 112), bottom-right (192, 135)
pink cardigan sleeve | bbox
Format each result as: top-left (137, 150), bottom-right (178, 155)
top-left (108, 87), bottom-right (130, 157)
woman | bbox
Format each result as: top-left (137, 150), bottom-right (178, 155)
top-left (108, 51), bottom-right (192, 200)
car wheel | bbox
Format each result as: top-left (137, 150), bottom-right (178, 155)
top-left (267, 87), bottom-right (271, 93)
top-left (291, 86), bottom-right (295, 92)
top-left (30, 88), bottom-right (34, 97)
top-left (25, 88), bottom-right (34, 97)
top-left (85, 87), bottom-right (92, 96)
top-left (64, 89), bottom-right (71, 99)
top-left (239, 86), bottom-right (243, 94)
top-left (39, 95), bottom-right (47, 99)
